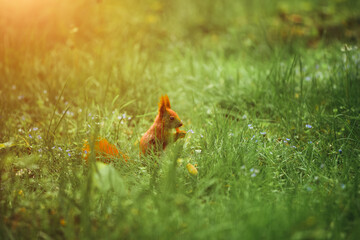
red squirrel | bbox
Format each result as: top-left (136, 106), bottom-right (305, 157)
top-left (140, 95), bottom-right (186, 155)
top-left (82, 95), bottom-right (186, 162)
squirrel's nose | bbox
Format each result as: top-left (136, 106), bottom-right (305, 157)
top-left (178, 122), bottom-right (183, 127)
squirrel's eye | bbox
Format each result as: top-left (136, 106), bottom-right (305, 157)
top-left (170, 116), bottom-right (175, 120)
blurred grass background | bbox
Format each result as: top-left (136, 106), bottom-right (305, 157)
top-left (1, 0), bottom-right (360, 239)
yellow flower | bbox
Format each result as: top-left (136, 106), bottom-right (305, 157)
top-left (18, 190), bottom-right (24, 196)
top-left (186, 163), bottom-right (198, 176)
top-left (60, 218), bottom-right (66, 226)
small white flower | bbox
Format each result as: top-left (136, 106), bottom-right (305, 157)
top-left (195, 150), bottom-right (202, 154)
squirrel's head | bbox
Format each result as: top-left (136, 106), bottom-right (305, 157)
top-left (158, 95), bottom-right (183, 129)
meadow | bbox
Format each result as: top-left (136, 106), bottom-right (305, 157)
top-left (1, 0), bottom-right (360, 239)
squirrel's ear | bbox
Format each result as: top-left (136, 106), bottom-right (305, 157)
top-left (164, 94), bottom-right (171, 109)
top-left (158, 96), bottom-right (166, 117)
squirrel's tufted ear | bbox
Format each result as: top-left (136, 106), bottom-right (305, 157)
top-left (164, 94), bottom-right (171, 109)
top-left (158, 95), bottom-right (167, 117)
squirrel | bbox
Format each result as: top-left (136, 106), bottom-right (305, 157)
top-left (82, 95), bottom-right (186, 163)
top-left (140, 95), bottom-right (186, 156)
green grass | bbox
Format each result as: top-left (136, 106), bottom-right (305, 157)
top-left (1, 0), bottom-right (360, 239)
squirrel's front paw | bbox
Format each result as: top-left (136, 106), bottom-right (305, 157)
top-left (176, 130), bottom-right (186, 139)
